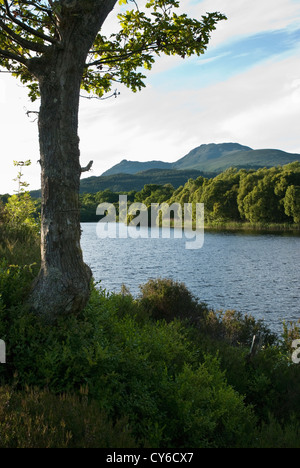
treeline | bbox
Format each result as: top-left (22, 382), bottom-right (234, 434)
top-left (79, 162), bottom-right (300, 226)
top-left (2, 162), bottom-right (299, 226)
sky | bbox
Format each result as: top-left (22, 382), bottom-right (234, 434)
top-left (1, 0), bottom-right (300, 194)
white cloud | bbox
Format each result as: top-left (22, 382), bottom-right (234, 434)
top-left (187, 0), bottom-right (300, 46)
top-left (1, 0), bottom-right (300, 194)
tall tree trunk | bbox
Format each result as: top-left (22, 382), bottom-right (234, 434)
top-left (29, 0), bottom-right (117, 320)
top-left (30, 52), bottom-right (91, 320)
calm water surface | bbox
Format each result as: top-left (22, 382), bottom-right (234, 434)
top-left (81, 223), bottom-right (300, 334)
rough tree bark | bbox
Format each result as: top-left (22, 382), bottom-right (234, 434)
top-left (28, 0), bottom-right (118, 320)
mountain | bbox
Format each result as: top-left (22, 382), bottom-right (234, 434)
top-left (174, 144), bottom-right (300, 172)
top-left (173, 143), bottom-right (253, 170)
top-left (101, 143), bottom-right (300, 175)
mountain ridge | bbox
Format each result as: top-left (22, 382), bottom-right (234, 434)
top-left (102, 143), bottom-right (300, 176)
top-left (28, 143), bottom-right (300, 198)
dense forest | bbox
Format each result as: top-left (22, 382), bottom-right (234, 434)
top-left (77, 163), bottom-right (300, 226)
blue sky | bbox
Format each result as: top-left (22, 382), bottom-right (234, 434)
top-left (154, 27), bottom-right (300, 90)
top-left (1, 0), bottom-right (300, 193)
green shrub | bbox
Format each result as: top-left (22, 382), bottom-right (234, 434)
top-left (0, 287), bottom-right (117, 392)
top-left (0, 260), bottom-right (39, 309)
top-left (107, 285), bottom-right (149, 324)
top-left (246, 347), bottom-right (300, 424)
top-left (138, 278), bottom-right (277, 349)
top-left (281, 320), bottom-right (300, 354)
top-left (172, 356), bottom-right (256, 448)
top-left (0, 284), bottom-right (260, 448)
top-left (198, 308), bottom-right (277, 348)
top-left (254, 414), bottom-right (300, 448)
top-left (0, 237), bottom-right (40, 268)
top-left (0, 187), bottom-right (40, 267)
top-left (139, 278), bottom-right (206, 324)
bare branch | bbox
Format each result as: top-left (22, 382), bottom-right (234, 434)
top-left (80, 160), bottom-right (93, 173)
top-left (80, 89), bottom-right (120, 100)
top-left (25, 108), bottom-right (39, 122)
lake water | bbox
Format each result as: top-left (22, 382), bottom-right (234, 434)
top-left (81, 223), bottom-right (300, 335)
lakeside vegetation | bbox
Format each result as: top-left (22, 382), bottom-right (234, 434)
top-left (0, 183), bottom-right (300, 447)
top-left (76, 163), bottom-right (300, 230)
top-left (7, 163), bottom-right (299, 231)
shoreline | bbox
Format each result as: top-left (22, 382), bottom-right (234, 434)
top-left (203, 221), bottom-right (300, 234)
top-left (82, 218), bottom-right (300, 235)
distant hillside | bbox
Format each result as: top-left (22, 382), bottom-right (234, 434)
top-left (78, 168), bottom-right (211, 194)
top-left (29, 168), bottom-right (211, 198)
top-left (207, 149), bottom-right (300, 172)
top-left (173, 143), bottom-right (252, 170)
top-left (174, 144), bottom-right (300, 172)
top-left (102, 143), bottom-right (300, 175)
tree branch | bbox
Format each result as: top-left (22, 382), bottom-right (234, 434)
top-left (80, 89), bottom-right (120, 100)
top-left (20, 0), bottom-right (62, 41)
top-left (80, 160), bottom-right (93, 173)
top-left (3, 0), bottom-right (57, 45)
top-left (0, 46), bottom-right (28, 66)
top-left (19, 1), bottom-right (53, 15)
top-left (85, 47), bottom-right (155, 68)
top-left (0, 19), bottom-right (49, 53)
